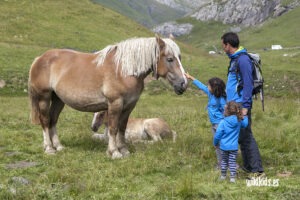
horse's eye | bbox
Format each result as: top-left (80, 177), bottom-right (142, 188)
top-left (167, 58), bottom-right (174, 62)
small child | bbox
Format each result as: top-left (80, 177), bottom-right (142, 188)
top-left (213, 101), bottom-right (248, 183)
top-left (185, 73), bottom-right (226, 169)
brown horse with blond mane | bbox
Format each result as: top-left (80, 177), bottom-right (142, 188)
top-left (28, 36), bottom-right (187, 159)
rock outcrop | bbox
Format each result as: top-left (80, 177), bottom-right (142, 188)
top-left (152, 22), bottom-right (193, 37)
top-left (152, 0), bottom-right (300, 36)
top-left (191, 0), bottom-right (281, 26)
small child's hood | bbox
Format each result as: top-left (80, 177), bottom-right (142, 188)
top-left (224, 115), bottom-right (239, 128)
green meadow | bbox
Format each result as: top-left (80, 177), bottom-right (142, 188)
top-left (0, 0), bottom-right (299, 199)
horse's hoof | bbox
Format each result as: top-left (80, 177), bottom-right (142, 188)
top-left (111, 151), bottom-right (123, 159)
top-left (56, 145), bottom-right (64, 151)
top-left (92, 133), bottom-right (101, 140)
top-left (45, 147), bottom-right (56, 155)
top-left (120, 148), bottom-right (130, 157)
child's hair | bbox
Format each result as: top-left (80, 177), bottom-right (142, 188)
top-left (224, 101), bottom-right (243, 121)
top-left (208, 77), bottom-right (226, 98)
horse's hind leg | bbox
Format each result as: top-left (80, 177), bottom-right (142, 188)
top-left (37, 93), bottom-right (56, 154)
top-left (144, 122), bottom-right (163, 143)
top-left (49, 93), bottom-right (65, 151)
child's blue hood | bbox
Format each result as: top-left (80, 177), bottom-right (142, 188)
top-left (223, 115), bottom-right (239, 129)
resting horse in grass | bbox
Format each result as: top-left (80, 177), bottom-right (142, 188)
top-left (28, 36), bottom-right (187, 159)
top-left (91, 111), bottom-right (177, 143)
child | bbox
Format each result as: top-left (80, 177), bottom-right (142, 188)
top-left (213, 101), bottom-right (248, 183)
top-left (185, 73), bottom-right (226, 169)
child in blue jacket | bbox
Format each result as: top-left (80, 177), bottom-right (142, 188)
top-left (214, 101), bottom-right (248, 183)
top-left (185, 73), bottom-right (226, 168)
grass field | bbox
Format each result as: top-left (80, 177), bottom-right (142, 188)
top-left (0, 94), bottom-right (299, 199)
top-left (0, 0), bottom-right (299, 199)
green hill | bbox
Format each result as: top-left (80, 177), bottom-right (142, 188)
top-left (0, 0), bottom-right (299, 98)
top-left (0, 0), bottom-right (153, 96)
top-left (177, 8), bottom-right (300, 98)
top-left (92, 0), bottom-right (185, 28)
top-left (0, 2), bottom-right (299, 199)
top-left (178, 6), bottom-right (300, 51)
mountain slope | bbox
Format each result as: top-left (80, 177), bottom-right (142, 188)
top-left (0, 0), bottom-right (154, 96)
top-left (92, 0), bottom-right (185, 28)
top-left (178, 6), bottom-right (300, 51)
top-left (0, 0), bottom-right (152, 50)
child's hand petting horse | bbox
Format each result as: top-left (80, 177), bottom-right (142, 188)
top-left (184, 72), bottom-right (195, 80)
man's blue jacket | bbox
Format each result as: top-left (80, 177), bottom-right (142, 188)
top-left (226, 47), bottom-right (253, 109)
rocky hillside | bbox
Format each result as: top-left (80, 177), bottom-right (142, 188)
top-left (190, 0), bottom-right (300, 26)
top-left (93, 0), bottom-right (299, 36)
top-left (153, 0), bottom-right (300, 36)
top-left (154, 0), bottom-right (210, 13)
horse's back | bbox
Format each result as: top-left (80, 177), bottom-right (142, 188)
top-left (28, 49), bottom-right (109, 111)
top-left (29, 49), bottom-right (94, 87)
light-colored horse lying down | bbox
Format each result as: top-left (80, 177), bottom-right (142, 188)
top-left (91, 112), bottom-right (177, 143)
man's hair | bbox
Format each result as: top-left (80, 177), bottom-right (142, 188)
top-left (221, 32), bottom-right (239, 48)
top-left (208, 77), bottom-right (226, 98)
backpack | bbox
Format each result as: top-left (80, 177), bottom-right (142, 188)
top-left (229, 52), bottom-right (265, 111)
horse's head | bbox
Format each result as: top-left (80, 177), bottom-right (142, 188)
top-left (154, 36), bottom-right (187, 95)
top-left (91, 111), bottom-right (108, 132)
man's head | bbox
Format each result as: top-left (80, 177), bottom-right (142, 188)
top-left (221, 32), bottom-right (239, 54)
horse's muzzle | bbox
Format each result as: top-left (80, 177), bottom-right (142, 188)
top-left (91, 125), bottom-right (98, 132)
top-left (174, 82), bottom-right (187, 95)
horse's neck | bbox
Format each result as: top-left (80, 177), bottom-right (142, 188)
top-left (139, 68), bottom-right (153, 80)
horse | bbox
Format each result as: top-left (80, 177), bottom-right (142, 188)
top-left (91, 111), bottom-right (177, 143)
top-left (28, 35), bottom-right (187, 159)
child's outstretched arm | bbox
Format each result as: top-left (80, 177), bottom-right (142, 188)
top-left (185, 72), bottom-right (195, 80)
top-left (185, 73), bottom-right (210, 95)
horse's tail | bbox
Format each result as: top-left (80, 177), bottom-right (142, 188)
top-left (28, 57), bottom-right (41, 125)
top-left (172, 130), bottom-right (177, 143)
top-left (28, 86), bottom-right (40, 125)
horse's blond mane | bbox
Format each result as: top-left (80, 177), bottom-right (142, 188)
top-left (94, 37), bottom-right (181, 77)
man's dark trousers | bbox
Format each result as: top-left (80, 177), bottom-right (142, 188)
top-left (238, 109), bottom-right (264, 173)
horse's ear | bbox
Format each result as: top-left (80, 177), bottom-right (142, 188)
top-left (155, 34), bottom-right (165, 51)
top-left (169, 33), bottom-right (175, 40)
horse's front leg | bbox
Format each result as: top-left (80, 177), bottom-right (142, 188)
top-left (107, 100), bottom-right (123, 159)
top-left (117, 104), bottom-right (137, 157)
top-left (117, 120), bottom-right (130, 157)
top-left (108, 126), bottom-right (123, 159)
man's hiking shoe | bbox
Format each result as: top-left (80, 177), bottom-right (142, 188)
top-left (247, 172), bottom-right (266, 180)
top-left (240, 166), bottom-right (250, 173)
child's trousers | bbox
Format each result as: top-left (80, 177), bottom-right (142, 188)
top-left (220, 150), bottom-right (238, 178)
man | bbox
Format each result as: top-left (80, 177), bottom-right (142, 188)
top-left (221, 32), bottom-right (265, 178)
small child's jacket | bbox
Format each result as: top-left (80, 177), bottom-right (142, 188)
top-left (192, 80), bottom-right (226, 124)
top-left (213, 115), bottom-right (248, 151)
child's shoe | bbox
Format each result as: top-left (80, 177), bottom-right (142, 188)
top-left (230, 178), bottom-right (236, 183)
top-left (219, 175), bottom-right (226, 181)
